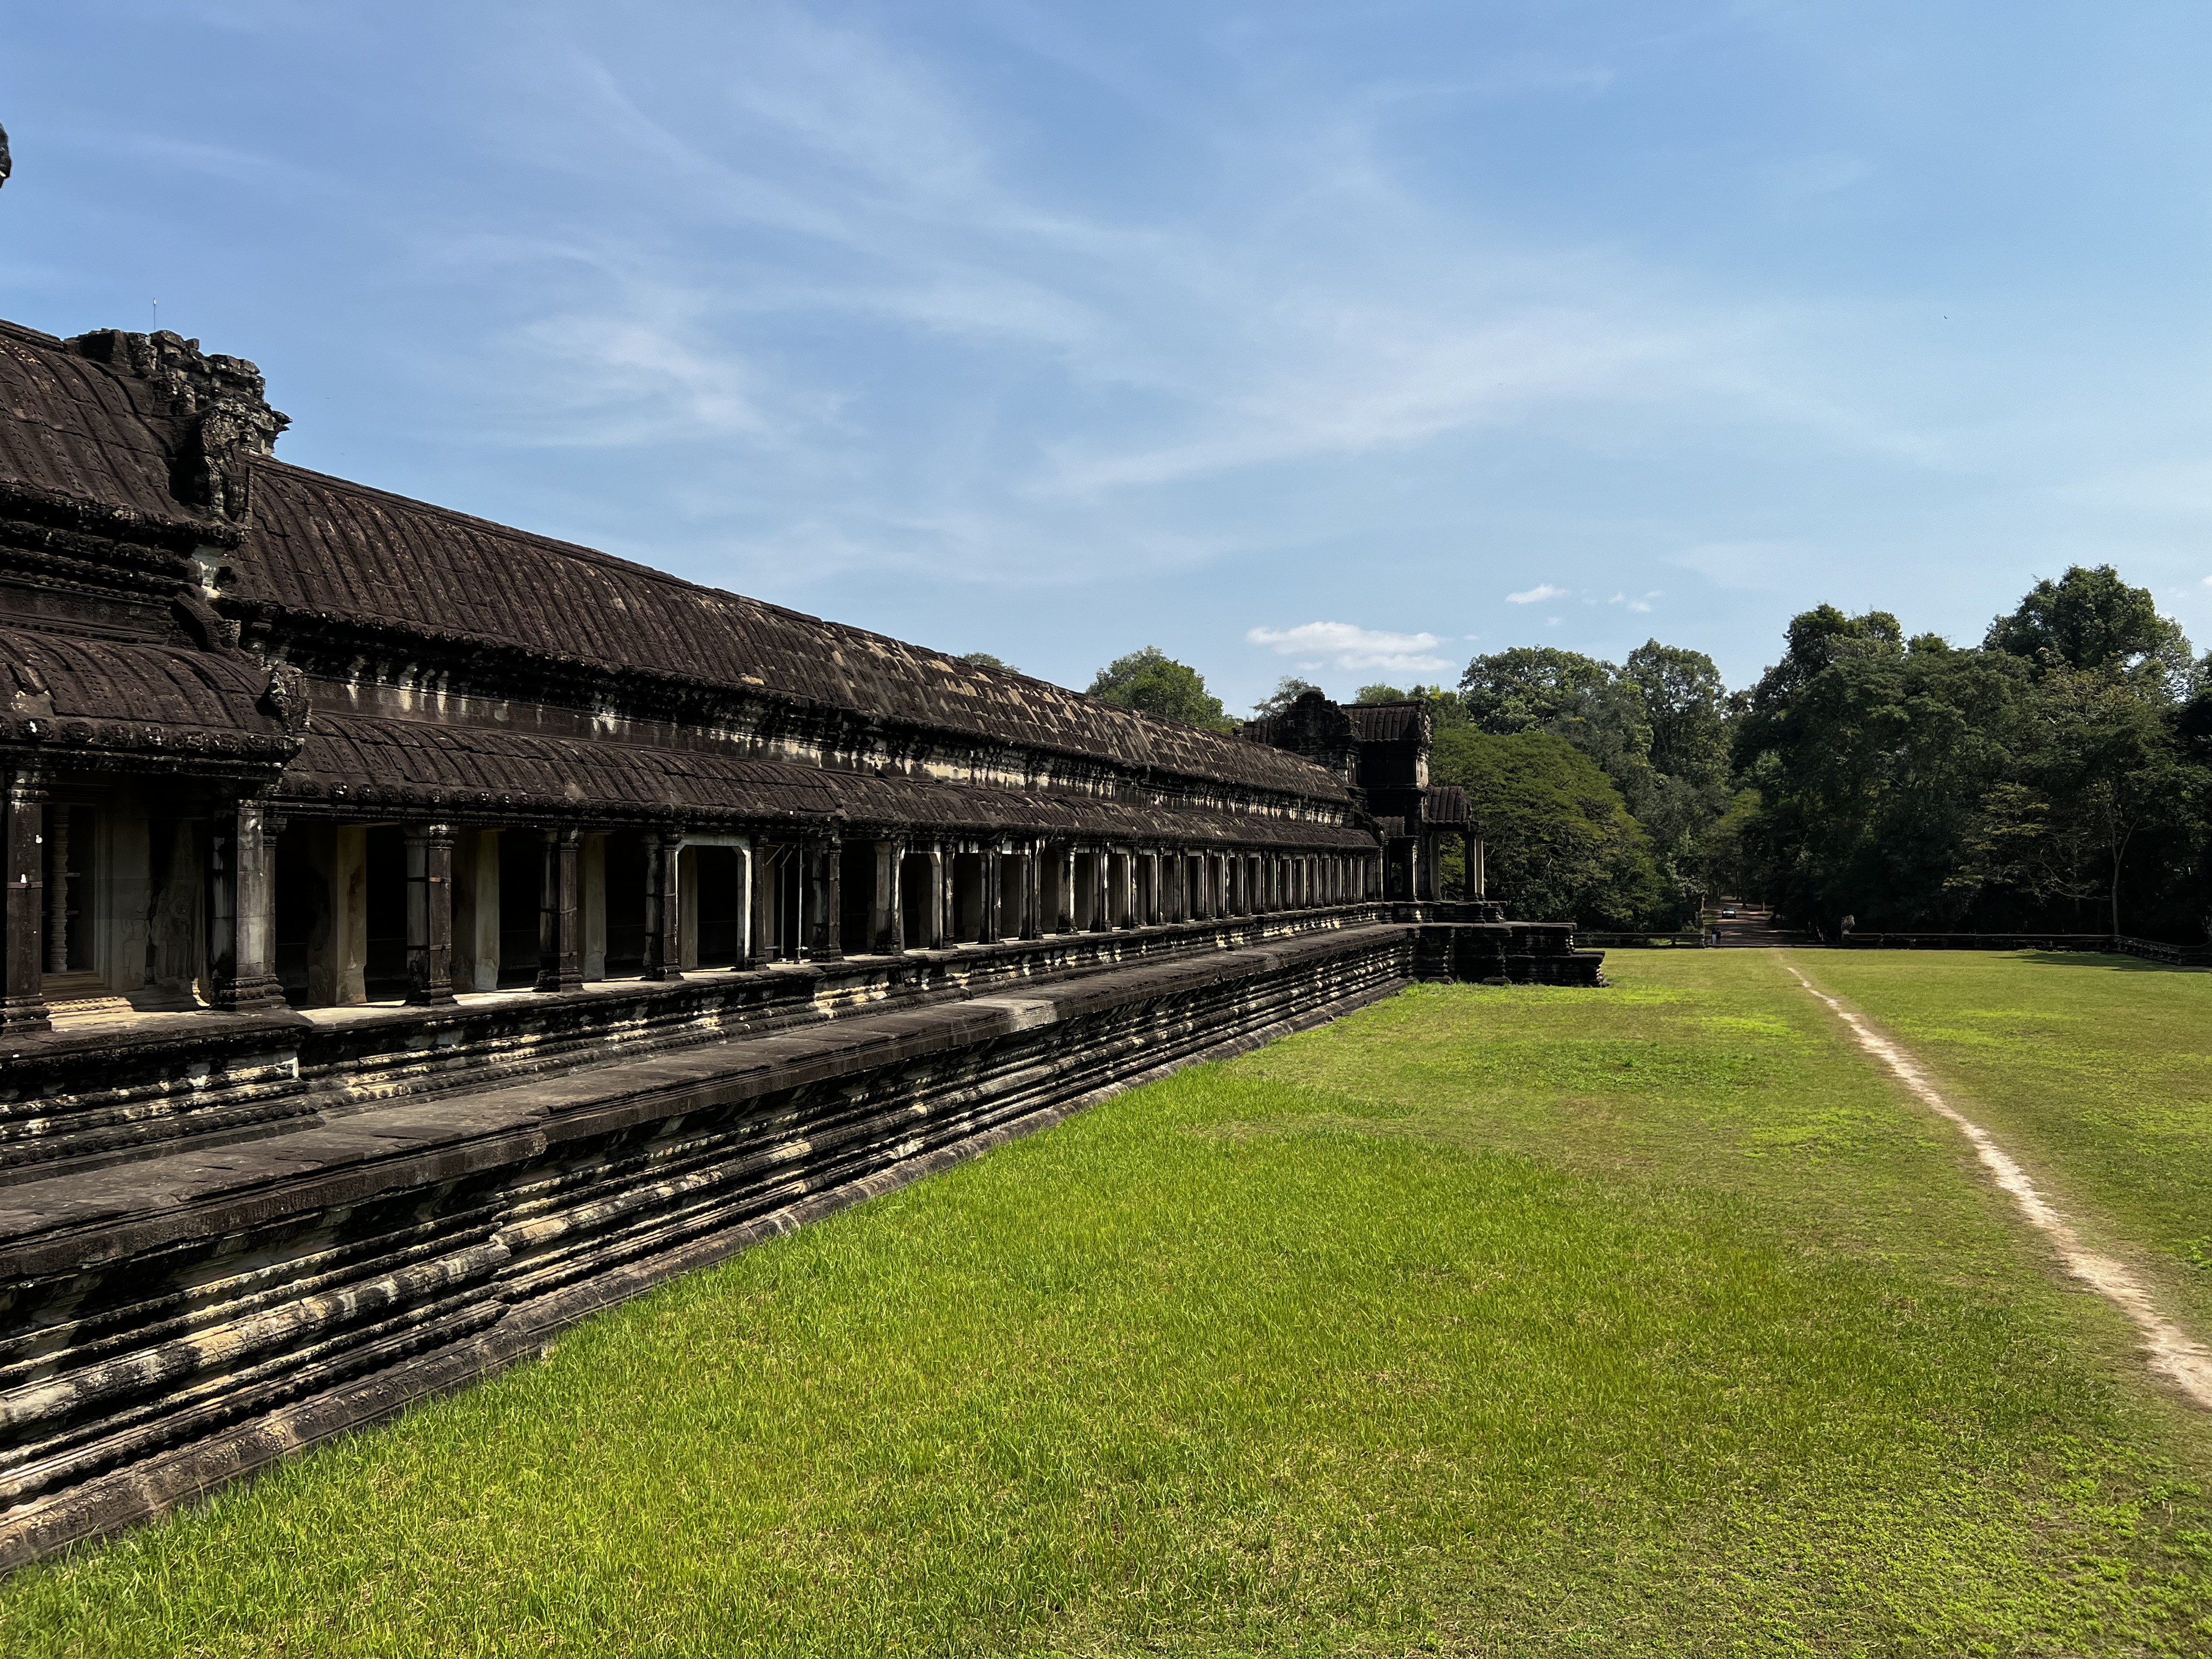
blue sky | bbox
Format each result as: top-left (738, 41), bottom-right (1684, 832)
top-left (3, 2), bottom-right (2206, 709)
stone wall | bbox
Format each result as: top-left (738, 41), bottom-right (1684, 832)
top-left (1, 917), bottom-right (1420, 1571)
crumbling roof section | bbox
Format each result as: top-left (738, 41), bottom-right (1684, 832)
top-left (0, 329), bottom-right (197, 525)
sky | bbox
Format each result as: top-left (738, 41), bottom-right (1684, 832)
top-left (1, 2), bottom-right (2205, 710)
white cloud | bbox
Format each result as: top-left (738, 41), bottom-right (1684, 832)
top-left (1507, 583), bottom-right (1566, 604)
top-left (1246, 622), bottom-right (1452, 674)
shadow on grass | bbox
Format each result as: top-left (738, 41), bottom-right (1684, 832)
top-left (2014, 950), bottom-right (2211, 974)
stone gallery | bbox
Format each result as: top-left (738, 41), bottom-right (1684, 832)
top-left (0, 315), bottom-right (1600, 1568)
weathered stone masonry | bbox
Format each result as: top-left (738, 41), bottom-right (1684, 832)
top-left (0, 316), bottom-right (1600, 1569)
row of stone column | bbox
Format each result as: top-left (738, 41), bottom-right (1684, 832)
top-left (0, 775), bottom-right (1390, 1026)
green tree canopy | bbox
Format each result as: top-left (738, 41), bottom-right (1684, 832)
top-left (1088, 647), bottom-right (1234, 732)
top-left (1621, 639), bottom-right (1730, 789)
top-left (1430, 727), bottom-right (1667, 929)
top-left (955, 651), bottom-right (1019, 674)
top-left (1354, 683), bottom-right (1408, 704)
top-left (1733, 576), bottom-right (2210, 939)
top-left (1458, 646), bottom-right (1615, 733)
top-left (1251, 676), bottom-right (1322, 719)
top-left (1984, 564), bottom-right (2193, 686)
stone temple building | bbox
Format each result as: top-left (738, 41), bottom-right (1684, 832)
top-left (0, 316), bottom-right (1599, 1568)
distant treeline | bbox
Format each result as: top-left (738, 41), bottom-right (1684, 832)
top-left (1361, 564), bottom-right (2209, 941)
top-left (975, 564), bottom-right (2212, 942)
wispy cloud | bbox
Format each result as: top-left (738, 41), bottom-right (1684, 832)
top-left (1246, 622), bottom-right (1452, 674)
top-left (1507, 583), bottom-right (1567, 604)
top-left (403, 0), bottom-right (1961, 592)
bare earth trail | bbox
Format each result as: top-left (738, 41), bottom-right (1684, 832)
top-left (1781, 952), bottom-right (2212, 1411)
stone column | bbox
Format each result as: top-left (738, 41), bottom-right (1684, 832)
top-left (402, 821), bottom-right (457, 1006)
top-left (980, 846), bottom-right (1002, 944)
top-left (1022, 840), bottom-right (1044, 939)
top-left (924, 841), bottom-right (947, 948)
top-left (2, 774), bottom-right (48, 1033)
top-left (581, 834), bottom-right (608, 980)
top-left (642, 827), bottom-right (684, 982)
top-left (207, 796), bottom-right (284, 1011)
top-left (1056, 843), bottom-right (1077, 933)
top-left (747, 838), bottom-right (778, 966)
top-left (875, 837), bottom-right (905, 954)
top-left (808, 835), bottom-right (843, 961)
top-left (1465, 828), bottom-right (1486, 899)
top-left (535, 826), bottom-right (583, 992)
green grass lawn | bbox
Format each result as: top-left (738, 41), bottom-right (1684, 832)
top-left (4, 952), bottom-right (2210, 1656)
top-left (1806, 950), bottom-right (2212, 1335)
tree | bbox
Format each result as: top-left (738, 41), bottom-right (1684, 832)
top-left (1430, 727), bottom-right (1667, 928)
top-left (1744, 605), bottom-right (1903, 716)
top-left (1956, 668), bottom-right (2202, 935)
top-left (956, 651), bottom-right (1019, 674)
top-left (1460, 645), bottom-right (1652, 795)
top-left (1985, 564), bottom-right (2194, 688)
top-left (1459, 646), bottom-right (1615, 733)
top-left (1621, 640), bottom-right (1729, 789)
top-left (1251, 676), bottom-right (1322, 719)
top-left (1406, 685), bottom-right (1471, 729)
top-left (1088, 647), bottom-right (1234, 732)
top-left (1733, 623), bottom-right (2029, 935)
top-left (1355, 683), bottom-right (1408, 704)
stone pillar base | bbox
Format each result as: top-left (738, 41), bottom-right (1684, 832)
top-left (207, 974), bottom-right (288, 1013)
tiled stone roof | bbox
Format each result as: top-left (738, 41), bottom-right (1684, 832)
top-left (0, 323), bottom-right (205, 528)
top-left (0, 626), bottom-right (294, 766)
top-left (279, 713), bottom-right (1372, 847)
top-left (237, 460), bottom-right (1339, 798)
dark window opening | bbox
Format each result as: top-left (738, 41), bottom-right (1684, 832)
top-left (498, 829), bottom-right (541, 988)
top-left (1040, 851), bottom-right (1063, 930)
top-left (839, 843), bottom-right (873, 954)
top-left (1073, 853), bottom-right (1097, 931)
top-left (273, 833), bottom-right (326, 1006)
top-left (693, 847), bottom-right (742, 968)
top-left (40, 804), bottom-right (98, 978)
top-left (952, 853), bottom-right (984, 943)
top-left (363, 825), bottom-right (408, 1000)
top-left (603, 832), bottom-right (648, 978)
top-left (900, 852), bottom-right (932, 946)
top-left (754, 844), bottom-right (804, 961)
top-left (998, 854), bottom-right (1025, 938)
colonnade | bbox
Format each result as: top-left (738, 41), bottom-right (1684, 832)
top-left (0, 779), bottom-right (1395, 1026)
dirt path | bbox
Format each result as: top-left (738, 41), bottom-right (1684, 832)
top-left (1783, 956), bottom-right (2212, 1412)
